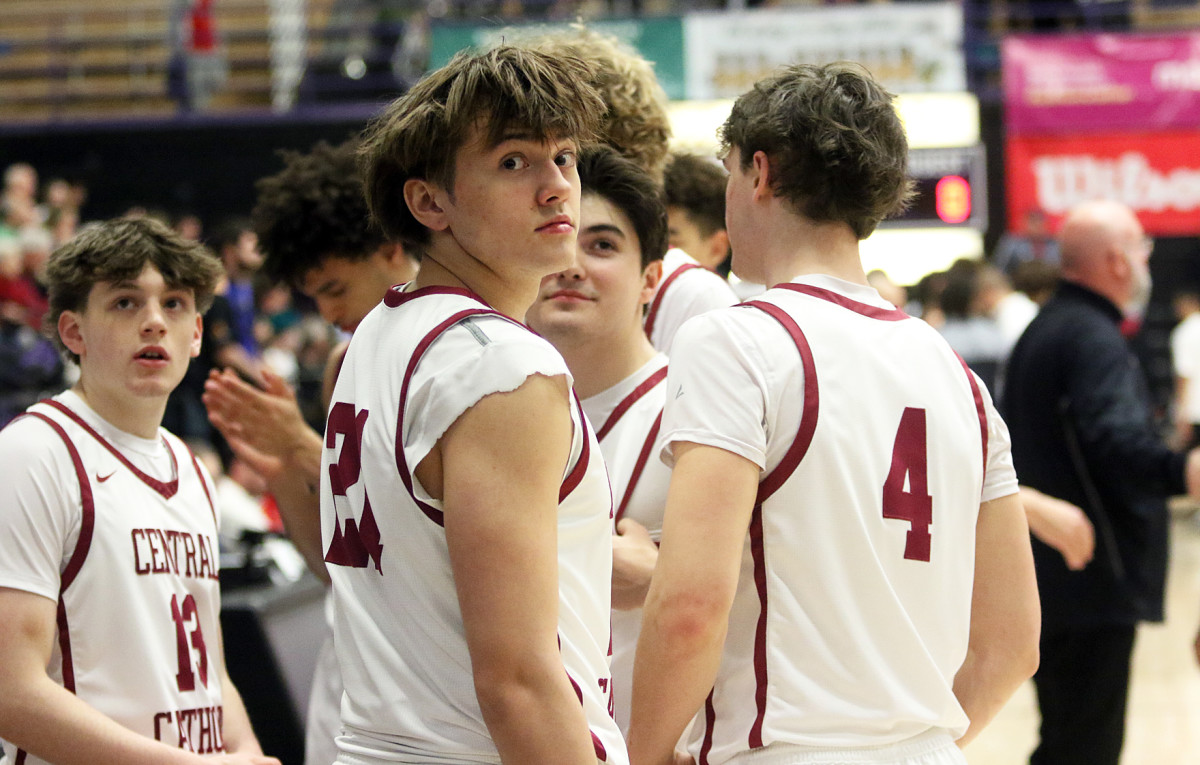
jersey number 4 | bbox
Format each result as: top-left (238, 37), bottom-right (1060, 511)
top-left (882, 407), bottom-right (932, 562)
top-left (324, 402), bottom-right (384, 573)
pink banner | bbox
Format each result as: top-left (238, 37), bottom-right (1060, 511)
top-left (1006, 132), bottom-right (1200, 237)
top-left (1003, 33), bottom-right (1200, 135)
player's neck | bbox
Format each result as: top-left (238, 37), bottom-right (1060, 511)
top-left (760, 216), bottom-right (867, 288)
top-left (70, 380), bottom-right (165, 440)
top-left (558, 322), bottom-right (657, 400)
top-left (415, 248), bottom-right (538, 321)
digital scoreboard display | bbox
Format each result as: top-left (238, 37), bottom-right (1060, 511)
top-left (881, 145), bottom-right (987, 231)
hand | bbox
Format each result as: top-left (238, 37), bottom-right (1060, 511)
top-left (224, 434), bottom-right (287, 484)
top-left (203, 367), bottom-right (310, 461)
top-left (612, 518), bottom-right (658, 610)
top-left (1021, 487), bottom-right (1094, 571)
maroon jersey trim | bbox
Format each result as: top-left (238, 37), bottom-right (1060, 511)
top-left (24, 411), bottom-right (96, 703)
top-left (698, 688), bottom-right (717, 765)
top-left (40, 399), bottom-right (179, 499)
top-left (643, 263), bottom-right (701, 340)
top-left (565, 669), bottom-right (610, 761)
top-left (741, 302), bottom-right (820, 505)
top-left (187, 448), bottom-right (219, 526)
top-left (595, 365), bottom-right (667, 441)
top-left (613, 410), bottom-right (663, 526)
top-left (775, 282), bottom-right (909, 322)
top-left (383, 284), bottom-right (490, 309)
top-left (558, 395), bottom-right (593, 505)
top-left (737, 299), bottom-right (821, 750)
top-left (957, 355), bottom-right (989, 481)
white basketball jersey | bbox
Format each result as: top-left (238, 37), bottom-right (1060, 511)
top-left (581, 354), bottom-right (671, 736)
top-left (643, 249), bottom-right (738, 353)
top-left (321, 285), bottom-right (625, 764)
top-left (662, 276), bottom-right (1017, 764)
top-left (3, 395), bottom-right (225, 765)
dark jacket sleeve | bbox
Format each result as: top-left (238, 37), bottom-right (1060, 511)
top-left (1064, 319), bottom-right (1187, 499)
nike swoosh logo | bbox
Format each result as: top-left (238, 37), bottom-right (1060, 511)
top-left (96, 471), bottom-right (116, 483)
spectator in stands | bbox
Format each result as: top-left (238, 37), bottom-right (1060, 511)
top-left (1011, 259), bottom-right (1061, 307)
top-left (976, 262), bottom-right (1038, 357)
top-left (1171, 291), bottom-right (1200, 450)
top-left (993, 208), bottom-right (1060, 277)
top-left (40, 179), bottom-right (80, 247)
top-left (185, 0), bottom-right (227, 110)
top-left (1, 164), bottom-right (38, 219)
top-left (937, 258), bottom-right (1006, 390)
top-left (210, 217), bottom-right (264, 372)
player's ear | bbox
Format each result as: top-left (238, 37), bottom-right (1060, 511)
top-left (640, 259), bottom-right (664, 305)
top-left (58, 310), bottom-right (86, 358)
top-left (190, 314), bottom-right (203, 359)
top-left (404, 178), bottom-right (449, 232)
top-left (751, 151), bottom-right (773, 202)
top-left (708, 229), bottom-right (731, 267)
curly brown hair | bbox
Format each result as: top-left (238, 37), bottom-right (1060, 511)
top-left (719, 62), bottom-right (914, 240)
top-left (46, 216), bottom-right (223, 363)
top-left (526, 27), bottom-right (672, 185)
top-left (253, 138), bottom-right (387, 286)
top-left (359, 45), bottom-right (605, 251)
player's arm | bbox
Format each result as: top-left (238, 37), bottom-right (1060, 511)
top-left (204, 367), bottom-right (328, 582)
top-left (431, 373), bottom-right (596, 765)
top-left (628, 441), bottom-right (759, 765)
top-left (0, 587), bottom-right (279, 765)
top-left (1020, 485), bottom-right (1094, 571)
top-left (952, 491), bottom-right (1040, 748)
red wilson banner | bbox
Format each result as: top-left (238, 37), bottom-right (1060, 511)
top-left (1007, 132), bottom-right (1200, 236)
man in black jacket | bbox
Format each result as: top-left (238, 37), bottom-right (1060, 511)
top-left (1001, 198), bottom-right (1200, 765)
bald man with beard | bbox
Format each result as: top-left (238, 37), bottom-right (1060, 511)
top-left (1001, 199), bottom-right (1200, 765)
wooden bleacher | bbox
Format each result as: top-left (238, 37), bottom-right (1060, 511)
top-left (0, 0), bottom-right (336, 124)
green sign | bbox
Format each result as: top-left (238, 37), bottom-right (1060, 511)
top-left (429, 17), bottom-right (686, 101)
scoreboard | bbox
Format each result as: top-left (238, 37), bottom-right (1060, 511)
top-left (881, 145), bottom-right (987, 231)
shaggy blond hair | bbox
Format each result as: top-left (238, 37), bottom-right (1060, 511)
top-left (359, 45), bottom-right (605, 251)
top-left (527, 26), bottom-right (672, 185)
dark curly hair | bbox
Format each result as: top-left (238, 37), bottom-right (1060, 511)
top-left (359, 45), bottom-right (605, 252)
top-left (578, 146), bottom-right (668, 269)
top-left (663, 152), bottom-right (727, 237)
top-left (719, 62), bottom-right (914, 240)
top-left (251, 139), bottom-right (385, 287)
top-left (46, 216), bottom-right (223, 364)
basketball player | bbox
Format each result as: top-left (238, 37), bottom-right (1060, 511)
top-left (629, 63), bottom-right (1040, 765)
top-left (526, 28), bottom-right (737, 353)
top-left (525, 146), bottom-right (669, 735)
top-left (322, 47), bottom-right (625, 763)
top-left (202, 137), bottom-right (418, 765)
top-left (0, 217), bottom-right (278, 765)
